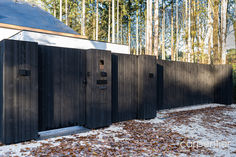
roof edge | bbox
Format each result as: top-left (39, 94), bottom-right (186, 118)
top-left (0, 23), bottom-right (87, 39)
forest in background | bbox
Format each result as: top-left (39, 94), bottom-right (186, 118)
top-left (26, 0), bottom-right (235, 65)
top-left (22, 0), bottom-right (236, 102)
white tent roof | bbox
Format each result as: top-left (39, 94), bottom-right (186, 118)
top-left (0, 0), bottom-right (77, 34)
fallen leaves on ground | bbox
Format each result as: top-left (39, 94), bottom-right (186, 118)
top-left (2, 104), bottom-right (236, 156)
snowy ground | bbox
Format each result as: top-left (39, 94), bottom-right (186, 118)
top-left (0, 103), bottom-right (235, 156)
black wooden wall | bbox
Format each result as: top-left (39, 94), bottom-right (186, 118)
top-left (214, 64), bottom-right (233, 104)
top-left (157, 60), bottom-right (233, 109)
top-left (111, 54), bottom-right (157, 122)
top-left (111, 54), bottom-right (138, 123)
top-left (38, 46), bottom-right (86, 131)
top-left (0, 40), bottom-right (38, 144)
top-left (85, 49), bottom-right (112, 129)
top-left (138, 55), bottom-right (157, 119)
top-left (0, 39), bottom-right (233, 144)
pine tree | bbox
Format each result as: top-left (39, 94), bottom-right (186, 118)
top-left (112, 0), bottom-right (115, 43)
top-left (154, 0), bottom-right (159, 58)
top-left (176, 0), bottom-right (179, 61)
top-left (117, 0), bottom-right (120, 43)
top-left (221, 0), bottom-right (228, 64)
top-left (82, 0), bottom-right (86, 36)
top-left (96, 0), bottom-right (99, 40)
top-left (161, 0), bottom-right (166, 60)
top-left (108, 0), bottom-right (111, 42)
top-left (171, 0), bottom-right (174, 60)
top-left (212, 0), bottom-right (220, 64)
top-left (60, 0), bottom-right (62, 21)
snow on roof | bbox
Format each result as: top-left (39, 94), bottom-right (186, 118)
top-left (0, 0), bottom-right (78, 34)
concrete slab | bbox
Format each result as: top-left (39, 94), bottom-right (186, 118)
top-left (38, 126), bottom-right (90, 140)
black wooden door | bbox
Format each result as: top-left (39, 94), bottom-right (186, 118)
top-left (111, 54), bottom-right (138, 123)
top-left (85, 49), bottom-right (112, 129)
top-left (38, 46), bottom-right (86, 131)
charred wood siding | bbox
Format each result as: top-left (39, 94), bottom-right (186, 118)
top-left (0, 39), bottom-right (233, 144)
top-left (0, 40), bottom-right (38, 144)
top-left (214, 65), bottom-right (233, 104)
top-left (138, 55), bottom-right (157, 119)
top-left (111, 54), bottom-right (138, 123)
top-left (111, 54), bottom-right (157, 122)
top-left (38, 46), bottom-right (86, 131)
top-left (156, 60), bottom-right (233, 109)
top-left (85, 50), bottom-right (112, 129)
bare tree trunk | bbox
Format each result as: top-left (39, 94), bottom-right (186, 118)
top-left (221, 0), bottom-right (228, 64)
top-left (96, 0), bottom-right (99, 40)
top-left (171, 0), bottom-right (174, 60)
top-left (154, 0), bottom-right (159, 58)
top-left (81, 0), bottom-right (86, 36)
top-left (128, 16), bottom-right (131, 48)
top-left (60, 0), bottom-right (62, 21)
top-left (208, 0), bottom-right (213, 64)
top-left (65, 0), bottom-right (68, 25)
top-left (53, 1), bottom-right (56, 18)
top-left (188, 0), bottom-right (191, 62)
top-left (108, 1), bottom-right (111, 42)
top-left (117, 0), bottom-right (119, 43)
top-left (162, 1), bottom-right (165, 60)
top-left (145, 0), bottom-right (150, 54)
top-left (176, 0), bottom-right (179, 61)
top-left (199, 25), bottom-right (204, 63)
top-left (121, 3), bottom-right (124, 44)
top-left (136, 5), bottom-right (139, 55)
top-left (140, 40), bottom-right (142, 54)
top-left (93, 17), bottom-right (96, 40)
top-left (212, 0), bottom-right (220, 64)
top-left (185, 0), bottom-right (189, 61)
top-left (149, 0), bottom-right (153, 55)
top-left (192, 0), bottom-right (195, 62)
top-left (112, 0), bottom-right (115, 43)
top-left (196, 0), bottom-right (200, 62)
top-left (182, 0), bottom-right (186, 61)
top-left (234, 0), bottom-right (236, 49)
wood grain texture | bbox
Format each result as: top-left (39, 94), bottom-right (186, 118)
top-left (0, 39), bottom-right (38, 144)
top-left (156, 59), bottom-right (233, 109)
top-left (138, 55), bottom-right (157, 119)
top-left (38, 45), bottom-right (86, 131)
top-left (85, 49), bottom-right (112, 129)
top-left (111, 54), bottom-right (138, 123)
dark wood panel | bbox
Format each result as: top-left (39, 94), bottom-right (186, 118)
top-left (111, 54), bottom-right (138, 123)
top-left (38, 45), bottom-right (86, 131)
top-left (156, 59), bottom-right (233, 110)
top-left (0, 39), bottom-right (38, 144)
top-left (85, 49), bottom-right (112, 129)
top-left (138, 55), bottom-right (157, 119)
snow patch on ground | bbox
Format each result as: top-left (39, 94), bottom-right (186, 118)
top-left (103, 125), bottom-right (125, 132)
top-left (170, 105), bottom-right (236, 157)
top-left (135, 117), bottom-right (164, 124)
top-left (161, 103), bottom-right (224, 114)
